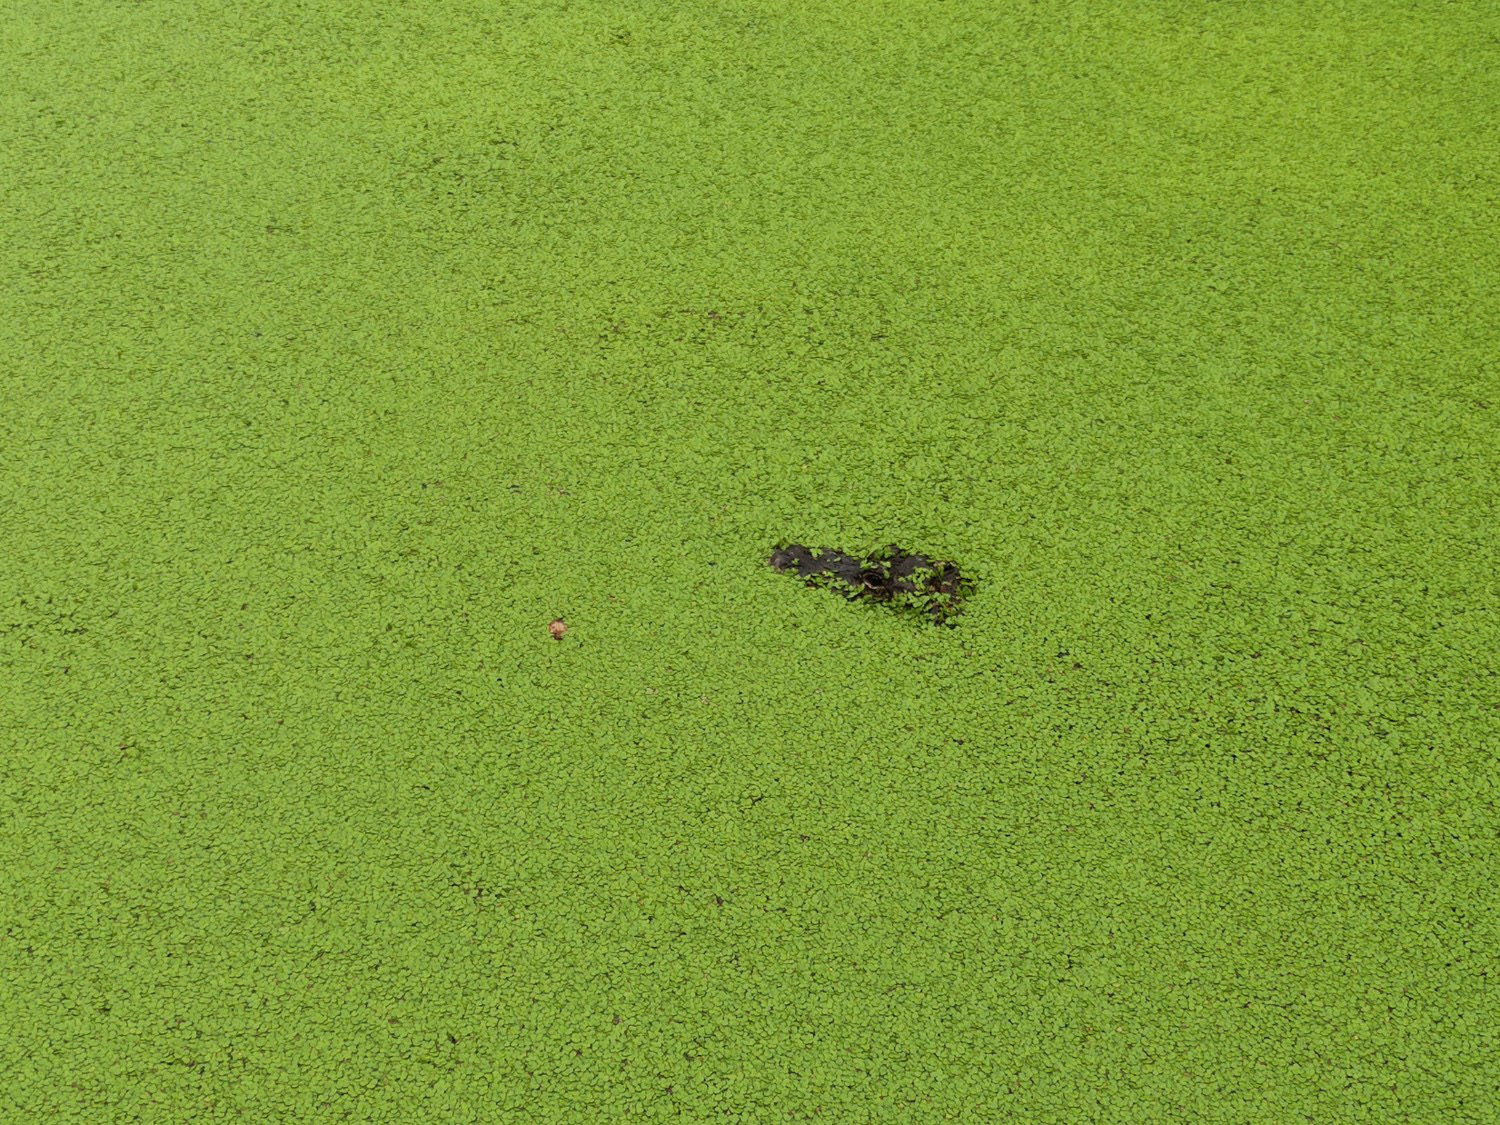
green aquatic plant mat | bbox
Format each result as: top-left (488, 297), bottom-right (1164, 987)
top-left (2, 1), bottom-right (1496, 1121)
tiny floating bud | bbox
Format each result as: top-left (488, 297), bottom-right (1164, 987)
top-left (548, 618), bottom-right (567, 640)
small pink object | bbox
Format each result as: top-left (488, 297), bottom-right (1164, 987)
top-left (548, 619), bottom-right (567, 640)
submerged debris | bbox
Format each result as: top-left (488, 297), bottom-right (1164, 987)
top-left (768, 542), bottom-right (974, 626)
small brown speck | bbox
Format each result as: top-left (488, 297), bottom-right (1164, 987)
top-left (548, 619), bottom-right (567, 640)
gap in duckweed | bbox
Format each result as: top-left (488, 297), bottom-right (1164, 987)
top-left (768, 541), bottom-right (975, 627)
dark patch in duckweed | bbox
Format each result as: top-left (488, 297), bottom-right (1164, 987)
top-left (768, 542), bottom-right (974, 626)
